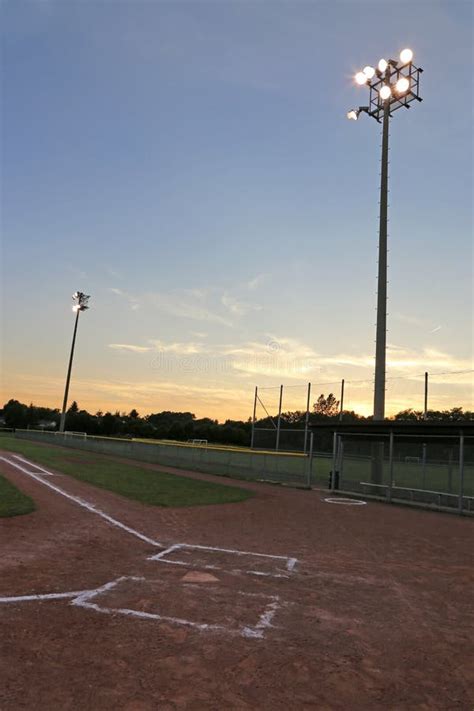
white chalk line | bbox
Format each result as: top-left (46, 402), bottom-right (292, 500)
top-left (0, 456), bottom-right (165, 549)
top-left (0, 455), bottom-right (297, 637)
top-left (1, 456), bottom-right (298, 576)
top-left (0, 590), bottom-right (90, 603)
top-left (149, 543), bottom-right (297, 578)
top-left (12, 454), bottom-right (55, 476)
top-left (323, 497), bottom-right (367, 506)
top-left (0, 576), bottom-right (280, 639)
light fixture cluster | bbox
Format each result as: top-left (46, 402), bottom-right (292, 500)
top-left (353, 48), bottom-right (413, 103)
top-left (347, 48), bottom-right (422, 122)
top-left (72, 291), bottom-right (91, 313)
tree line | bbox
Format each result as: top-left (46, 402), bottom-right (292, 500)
top-left (1, 395), bottom-right (472, 449)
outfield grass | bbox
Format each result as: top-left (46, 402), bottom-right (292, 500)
top-left (0, 472), bottom-right (35, 518)
top-left (0, 435), bottom-right (252, 508)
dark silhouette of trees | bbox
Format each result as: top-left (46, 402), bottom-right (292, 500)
top-left (1, 396), bottom-right (471, 449)
top-left (313, 393), bottom-right (340, 417)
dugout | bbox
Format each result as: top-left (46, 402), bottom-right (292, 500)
top-left (309, 421), bottom-right (474, 514)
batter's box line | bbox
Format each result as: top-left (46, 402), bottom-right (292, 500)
top-left (72, 576), bottom-right (280, 639)
top-left (148, 543), bottom-right (298, 578)
top-left (0, 578), bottom-right (281, 639)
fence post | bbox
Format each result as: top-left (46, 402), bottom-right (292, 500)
top-left (339, 379), bottom-right (345, 422)
top-left (388, 430), bottom-right (394, 503)
top-left (424, 371), bottom-right (429, 415)
top-left (338, 437), bottom-right (344, 488)
top-left (306, 431), bottom-right (314, 488)
top-left (421, 371), bottom-right (428, 488)
top-left (331, 431), bottom-right (338, 490)
top-left (458, 431), bottom-right (465, 514)
top-left (303, 382), bottom-right (311, 454)
top-left (275, 384), bottom-right (283, 451)
top-left (250, 386), bottom-right (258, 449)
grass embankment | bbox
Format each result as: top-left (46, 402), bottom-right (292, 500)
top-left (0, 472), bottom-right (35, 518)
top-left (0, 435), bottom-right (252, 507)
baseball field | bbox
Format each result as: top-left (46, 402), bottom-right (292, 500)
top-left (1, 435), bottom-right (473, 709)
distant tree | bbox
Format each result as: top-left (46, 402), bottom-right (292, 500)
top-left (101, 412), bottom-right (119, 435)
top-left (3, 399), bottom-right (29, 428)
top-left (129, 409), bottom-right (139, 419)
top-left (313, 393), bottom-right (339, 417)
top-left (280, 411), bottom-right (305, 427)
top-left (393, 408), bottom-right (423, 421)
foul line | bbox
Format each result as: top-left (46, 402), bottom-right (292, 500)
top-left (0, 455), bottom-right (298, 576)
top-left (0, 456), bottom-right (164, 549)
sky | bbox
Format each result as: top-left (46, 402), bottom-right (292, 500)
top-left (1, 0), bottom-right (473, 421)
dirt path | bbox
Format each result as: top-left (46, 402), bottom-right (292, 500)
top-left (0, 448), bottom-right (473, 710)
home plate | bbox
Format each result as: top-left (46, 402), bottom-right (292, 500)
top-left (181, 571), bottom-right (219, 583)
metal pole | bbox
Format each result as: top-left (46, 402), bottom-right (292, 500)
top-left (275, 384), bottom-right (283, 451)
top-left (331, 431), bottom-right (338, 490)
top-left (373, 95), bottom-right (390, 421)
top-left (306, 431), bottom-right (314, 488)
top-left (422, 371), bottom-right (428, 488)
top-left (303, 382), bottom-right (311, 453)
top-left (339, 379), bottom-right (345, 422)
top-left (250, 386), bottom-right (258, 449)
top-left (338, 437), bottom-right (344, 488)
top-left (388, 430), bottom-right (394, 503)
top-left (458, 432), bottom-right (465, 514)
top-left (424, 371), bottom-right (429, 416)
top-left (59, 309), bottom-right (80, 433)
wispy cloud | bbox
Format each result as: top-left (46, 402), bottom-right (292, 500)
top-left (109, 288), bottom-right (140, 311)
top-left (149, 340), bottom-right (206, 355)
top-left (109, 287), bottom-right (234, 326)
top-left (108, 343), bottom-right (152, 353)
top-left (221, 293), bottom-right (262, 317)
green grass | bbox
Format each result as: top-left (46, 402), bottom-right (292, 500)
top-left (0, 435), bottom-right (252, 508)
top-left (0, 472), bottom-right (35, 517)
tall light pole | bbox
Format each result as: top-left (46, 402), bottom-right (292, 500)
top-left (347, 49), bottom-right (423, 420)
top-left (59, 291), bottom-right (90, 432)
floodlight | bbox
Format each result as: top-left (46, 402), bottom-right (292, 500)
top-left (346, 48), bottom-right (424, 421)
top-left (395, 77), bottom-right (410, 94)
top-left (60, 290), bottom-right (92, 432)
top-left (399, 48), bottom-right (413, 64)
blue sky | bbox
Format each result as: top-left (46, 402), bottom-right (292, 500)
top-left (1, 0), bottom-right (472, 419)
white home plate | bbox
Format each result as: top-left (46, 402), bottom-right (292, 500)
top-left (181, 571), bottom-right (219, 583)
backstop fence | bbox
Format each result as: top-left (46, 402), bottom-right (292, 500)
top-left (251, 369), bottom-right (474, 453)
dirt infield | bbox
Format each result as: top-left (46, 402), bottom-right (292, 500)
top-left (0, 448), bottom-right (473, 710)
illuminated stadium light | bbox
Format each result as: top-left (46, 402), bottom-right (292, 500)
top-left (399, 48), bottom-right (413, 64)
top-left (346, 49), bottom-right (423, 421)
top-left (59, 291), bottom-right (91, 432)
